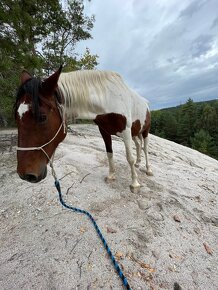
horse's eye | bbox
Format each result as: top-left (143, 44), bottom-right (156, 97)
top-left (39, 114), bottom-right (47, 124)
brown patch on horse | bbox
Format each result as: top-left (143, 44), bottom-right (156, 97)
top-left (94, 113), bottom-right (127, 154)
top-left (142, 110), bottom-right (151, 138)
top-left (98, 127), bottom-right (113, 153)
top-left (131, 119), bottom-right (141, 137)
top-left (94, 113), bottom-right (127, 135)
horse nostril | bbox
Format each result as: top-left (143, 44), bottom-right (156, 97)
top-left (24, 174), bottom-right (38, 183)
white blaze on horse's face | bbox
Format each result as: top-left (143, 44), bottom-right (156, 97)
top-left (17, 102), bottom-right (29, 119)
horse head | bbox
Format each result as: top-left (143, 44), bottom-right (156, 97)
top-left (15, 66), bottom-right (66, 183)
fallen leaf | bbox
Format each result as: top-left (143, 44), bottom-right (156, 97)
top-left (107, 227), bottom-right (117, 233)
top-left (80, 227), bottom-right (86, 233)
top-left (203, 243), bottom-right (213, 255)
top-left (140, 262), bottom-right (150, 269)
top-left (148, 268), bottom-right (156, 273)
top-left (140, 262), bottom-right (155, 273)
top-left (137, 271), bottom-right (141, 277)
top-left (115, 251), bottom-right (124, 260)
top-left (145, 273), bottom-right (153, 281)
top-left (169, 252), bottom-right (183, 261)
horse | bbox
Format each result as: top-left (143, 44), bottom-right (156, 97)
top-left (14, 66), bottom-right (153, 193)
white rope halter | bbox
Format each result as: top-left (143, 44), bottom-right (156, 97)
top-left (16, 104), bottom-right (66, 180)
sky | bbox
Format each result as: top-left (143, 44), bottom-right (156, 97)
top-left (76, 0), bottom-right (218, 110)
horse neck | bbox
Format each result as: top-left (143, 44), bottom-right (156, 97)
top-left (58, 73), bottom-right (92, 120)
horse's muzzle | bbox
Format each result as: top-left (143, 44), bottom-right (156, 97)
top-left (19, 166), bottom-right (47, 183)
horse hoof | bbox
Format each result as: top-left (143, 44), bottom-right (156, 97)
top-left (130, 184), bottom-right (141, 194)
top-left (146, 169), bottom-right (153, 176)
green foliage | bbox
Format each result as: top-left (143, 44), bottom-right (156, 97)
top-left (0, 50), bottom-right (19, 126)
top-left (190, 129), bottom-right (217, 157)
top-left (151, 99), bottom-right (218, 160)
top-left (177, 98), bottom-right (196, 146)
top-left (0, 0), bottom-right (98, 126)
top-left (62, 48), bottom-right (98, 72)
top-left (151, 111), bottom-right (177, 140)
top-left (42, 0), bottom-right (97, 73)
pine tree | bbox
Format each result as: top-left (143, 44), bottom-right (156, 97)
top-left (201, 104), bottom-right (217, 133)
top-left (177, 98), bottom-right (196, 146)
top-left (191, 129), bottom-right (217, 157)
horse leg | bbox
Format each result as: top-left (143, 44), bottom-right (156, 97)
top-left (143, 136), bottom-right (153, 176)
top-left (133, 135), bottom-right (142, 167)
top-left (98, 126), bottom-right (116, 182)
top-left (141, 111), bottom-right (153, 176)
top-left (120, 128), bottom-right (140, 193)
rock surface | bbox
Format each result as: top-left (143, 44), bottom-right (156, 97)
top-left (0, 124), bottom-right (217, 290)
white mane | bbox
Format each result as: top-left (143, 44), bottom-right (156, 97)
top-left (58, 70), bottom-right (129, 118)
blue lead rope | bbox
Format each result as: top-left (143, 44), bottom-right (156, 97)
top-left (54, 179), bottom-right (132, 290)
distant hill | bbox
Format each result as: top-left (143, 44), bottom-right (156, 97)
top-left (158, 99), bottom-right (218, 113)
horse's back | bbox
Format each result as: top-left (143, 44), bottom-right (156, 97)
top-left (59, 69), bottom-right (149, 126)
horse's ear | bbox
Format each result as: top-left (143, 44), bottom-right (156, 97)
top-left (21, 70), bottom-right (32, 84)
top-left (42, 65), bottom-right (63, 94)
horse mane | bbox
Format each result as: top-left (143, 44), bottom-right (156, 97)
top-left (58, 70), bottom-right (127, 114)
top-left (15, 78), bottom-right (42, 120)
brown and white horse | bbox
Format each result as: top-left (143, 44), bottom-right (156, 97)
top-left (15, 66), bottom-right (153, 193)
